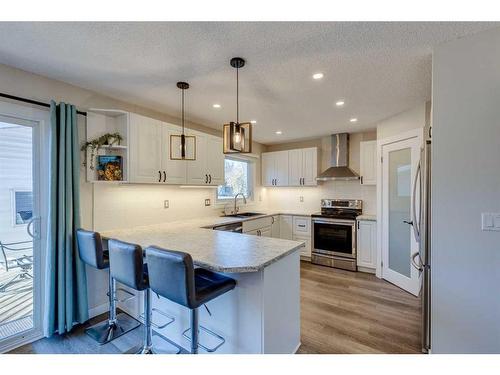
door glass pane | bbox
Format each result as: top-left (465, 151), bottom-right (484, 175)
top-left (388, 147), bottom-right (411, 277)
top-left (0, 120), bottom-right (34, 340)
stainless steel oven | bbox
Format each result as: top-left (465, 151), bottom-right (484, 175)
top-left (311, 199), bottom-right (362, 271)
top-left (312, 218), bottom-right (356, 259)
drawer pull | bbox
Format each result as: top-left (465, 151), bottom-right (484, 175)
top-left (298, 224), bottom-right (306, 228)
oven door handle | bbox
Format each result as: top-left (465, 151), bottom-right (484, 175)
top-left (313, 219), bottom-right (355, 226)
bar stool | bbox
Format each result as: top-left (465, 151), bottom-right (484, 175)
top-left (108, 239), bottom-right (178, 354)
top-left (145, 246), bottom-right (236, 354)
top-left (76, 229), bottom-right (140, 344)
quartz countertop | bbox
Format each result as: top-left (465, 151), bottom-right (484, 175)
top-left (356, 214), bottom-right (377, 221)
top-left (101, 217), bottom-right (305, 273)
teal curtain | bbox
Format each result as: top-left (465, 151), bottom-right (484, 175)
top-left (45, 101), bottom-right (88, 336)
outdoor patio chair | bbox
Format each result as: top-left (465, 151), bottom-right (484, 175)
top-left (0, 240), bottom-right (34, 294)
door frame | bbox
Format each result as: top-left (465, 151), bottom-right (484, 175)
top-left (0, 100), bottom-right (49, 353)
top-left (376, 128), bottom-right (423, 286)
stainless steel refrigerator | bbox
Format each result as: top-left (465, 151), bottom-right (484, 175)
top-left (411, 137), bottom-right (431, 353)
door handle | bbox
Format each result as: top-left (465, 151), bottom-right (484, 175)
top-left (163, 171), bottom-right (166, 183)
top-left (27, 216), bottom-right (41, 240)
top-left (403, 220), bottom-right (414, 226)
top-left (158, 170), bottom-right (162, 182)
top-left (412, 161), bottom-right (421, 242)
top-left (411, 251), bottom-right (423, 272)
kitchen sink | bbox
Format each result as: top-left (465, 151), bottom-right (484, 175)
top-left (223, 212), bottom-right (265, 218)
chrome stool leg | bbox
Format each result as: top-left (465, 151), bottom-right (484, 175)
top-left (84, 272), bottom-right (141, 345)
top-left (139, 289), bottom-right (153, 354)
top-left (182, 307), bottom-right (226, 353)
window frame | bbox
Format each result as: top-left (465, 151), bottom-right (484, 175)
top-left (10, 188), bottom-right (33, 227)
top-left (215, 156), bottom-right (255, 204)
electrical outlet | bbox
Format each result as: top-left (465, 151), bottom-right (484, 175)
top-left (164, 200), bottom-right (169, 209)
top-left (205, 199), bottom-right (211, 207)
top-left (299, 196), bottom-right (304, 202)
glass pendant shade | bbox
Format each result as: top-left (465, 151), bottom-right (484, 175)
top-left (223, 121), bottom-right (252, 154)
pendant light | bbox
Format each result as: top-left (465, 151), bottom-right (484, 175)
top-left (171, 81), bottom-right (196, 160)
top-left (223, 57), bottom-right (252, 154)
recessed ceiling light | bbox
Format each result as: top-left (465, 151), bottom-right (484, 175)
top-left (213, 104), bottom-right (221, 109)
top-left (250, 120), bottom-right (257, 124)
top-left (335, 100), bottom-right (345, 107)
top-left (350, 118), bottom-right (358, 123)
top-left (312, 73), bottom-right (324, 80)
top-left (275, 131), bottom-right (282, 135)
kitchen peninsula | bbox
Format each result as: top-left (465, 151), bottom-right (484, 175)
top-left (101, 216), bottom-right (304, 354)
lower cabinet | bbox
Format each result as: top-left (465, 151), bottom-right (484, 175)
top-left (294, 234), bottom-right (311, 258)
top-left (356, 219), bottom-right (377, 272)
top-left (279, 215), bottom-right (293, 240)
top-left (292, 215), bottom-right (312, 259)
top-left (271, 215), bottom-right (280, 238)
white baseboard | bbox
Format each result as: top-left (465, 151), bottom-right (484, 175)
top-left (88, 302), bottom-right (109, 319)
top-left (357, 266), bottom-right (376, 274)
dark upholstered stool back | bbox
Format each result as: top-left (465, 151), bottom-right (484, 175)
top-left (108, 239), bottom-right (148, 291)
top-left (76, 229), bottom-right (108, 270)
top-left (145, 246), bottom-right (195, 308)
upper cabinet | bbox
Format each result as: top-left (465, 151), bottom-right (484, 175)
top-left (359, 140), bottom-right (377, 185)
top-left (186, 130), bottom-right (224, 186)
top-left (261, 150), bottom-right (289, 186)
top-left (262, 147), bottom-right (317, 187)
top-left (129, 113), bottom-right (163, 183)
top-left (288, 147), bottom-right (317, 186)
top-left (98, 111), bottom-right (225, 186)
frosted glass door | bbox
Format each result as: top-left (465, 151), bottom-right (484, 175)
top-left (381, 136), bottom-right (421, 296)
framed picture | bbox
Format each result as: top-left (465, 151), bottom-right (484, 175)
top-left (170, 134), bottom-right (196, 160)
top-left (97, 155), bottom-right (123, 181)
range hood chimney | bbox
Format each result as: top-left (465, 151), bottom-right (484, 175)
top-left (316, 133), bottom-right (360, 181)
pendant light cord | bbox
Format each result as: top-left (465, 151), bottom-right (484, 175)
top-left (181, 87), bottom-right (185, 135)
top-left (236, 66), bottom-right (239, 125)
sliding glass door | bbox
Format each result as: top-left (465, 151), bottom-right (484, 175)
top-left (0, 102), bottom-right (47, 352)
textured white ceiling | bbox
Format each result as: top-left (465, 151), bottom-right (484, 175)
top-left (0, 22), bottom-right (496, 144)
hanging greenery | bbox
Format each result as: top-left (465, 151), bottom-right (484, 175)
top-left (81, 132), bottom-right (123, 170)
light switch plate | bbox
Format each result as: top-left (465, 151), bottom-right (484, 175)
top-left (482, 213), bottom-right (500, 231)
top-left (205, 199), bottom-right (211, 206)
top-left (164, 200), bottom-right (169, 209)
top-left (299, 196), bottom-right (304, 202)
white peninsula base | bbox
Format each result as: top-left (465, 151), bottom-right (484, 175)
top-left (119, 249), bottom-right (301, 354)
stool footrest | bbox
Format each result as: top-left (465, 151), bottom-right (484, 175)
top-left (182, 325), bottom-right (225, 353)
top-left (139, 308), bottom-right (175, 329)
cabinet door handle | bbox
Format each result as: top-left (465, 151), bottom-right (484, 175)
top-left (360, 176), bottom-right (363, 185)
top-left (158, 170), bottom-right (162, 182)
top-left (209, 174), bottom-right (212, 184)
top-left (163, 171), bottom-right (166, 183)
top-left (205, 174), bottom-right (208, 184)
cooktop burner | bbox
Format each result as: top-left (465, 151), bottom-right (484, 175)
top-left (312, 199), bottom-right (363, 221)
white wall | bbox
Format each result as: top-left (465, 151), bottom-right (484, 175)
top-left (377, 102), bottom-right (427, 140)
top-left (431, 27), bottom-right (500, 353)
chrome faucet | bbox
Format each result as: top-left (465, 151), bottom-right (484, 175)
top-left (233, 193), bottom-right (247, 214)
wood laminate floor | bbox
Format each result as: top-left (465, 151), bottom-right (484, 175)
top-left (9, 262), bottom-right (421, 354)
top-left (298, 261), bottom-right (422, 354)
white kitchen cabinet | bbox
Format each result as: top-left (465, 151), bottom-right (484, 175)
top-left (356, 219), bottom-right (377, 271)
top-left (294, 234), bottom-right (311, 258)
top-left (129, 113), bottom-right (163, 183)
top-left (161, 123), bottom-right (187, 184)
top-left (206, 135), bottom-right (225, 186)
top-left (360, 140), bottom-right (377, 185)
top-left (271, 215), bottom-right (280, 238)
top-left (186, 131), bottom-right (225, 186)
top-left (279, 215), bottom-right (293, 240)
top-left (288, 147), bottom-right (317, 186)
top-left (261, 151), bottom-right (289, 186)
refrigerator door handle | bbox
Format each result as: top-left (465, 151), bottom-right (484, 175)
top-left (411, 251), bottom-right (423, 272)
top-left (412, 160), bottom-right (421, 243)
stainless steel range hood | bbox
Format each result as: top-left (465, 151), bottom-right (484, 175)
top-left (316, 133), bottom-right (360, 181)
